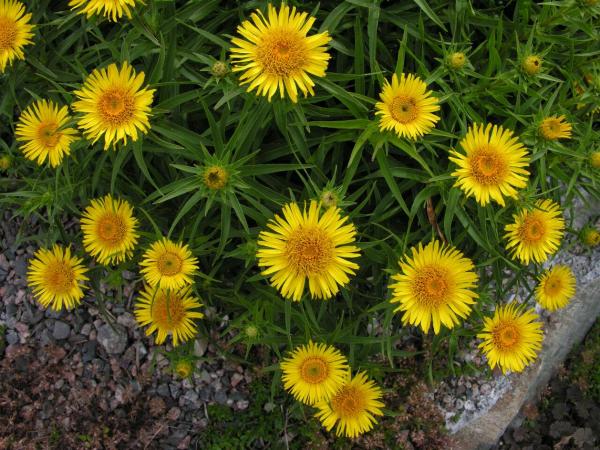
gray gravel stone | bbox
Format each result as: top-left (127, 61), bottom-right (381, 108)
top-left (52, 321), bottom-right (71, 340)
top-left (82, 340), bottom-right (97, 363)
top-left (6, 330), bottom-right (19, 345)
top-left (13, 257), bottom-right (28, 277)
top-left (157, 383), bottom-right (170, 398)
top-left (214, 390), bottom-right (227, 405)
top-left (97, 323), bottom-right (127, 355)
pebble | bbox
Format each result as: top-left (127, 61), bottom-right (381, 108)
top-left (80, 323), bottom-right (92, 336)
top-left (97, 324), bottom-right (127, 355)
top-left (52, 321), bottom-right (71, 340)
top-left (194, 338), bottom-right (207, 357)
top-left (13, 258), bottom-right (28, 277)
top-left (6, 330), bottom-right (19, 345)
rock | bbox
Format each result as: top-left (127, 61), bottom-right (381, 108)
top-left (236, 400), bottom-right (249, 410)
top-left (97, 324), bottom-right (127, 355)
top-left (13, 257), bottom-right (28, 277)
top-left (230, 373), bottom-right (244, 388)
top-left (80, 323), bottom-right (92, 336)
top-left (194, 338), bottom-right (207, 357)
top-left (167, 407), bottom-right (181, 421)
top-left (551, 402), bottom-right (568, 420)
top-left (549, 421), bottom-right (575, 439)
top-left (116, 312), bottom-right (137, 329)
top-left (5, 303), bottom-right (17, 317)
top-left (214, 391), bottom-right (227, 405)
top-left (21, 309), bottom-right (44, 325)
top-left (82, 340), bottom-right (97, 363)
top-left (6, 330), bottom-right (19, 345)
top-left (52, 321), bottom-right (71, 340)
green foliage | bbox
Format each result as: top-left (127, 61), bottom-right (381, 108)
top-left (571, 319), bottom-right (600, 402)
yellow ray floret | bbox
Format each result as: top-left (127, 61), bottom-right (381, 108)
top-left (280, 341), bottom-right (349, 405)
top-left (27, 245), bottom-right (89, 311)
top-left (535, 265), bottom-right (576, 311)
top-left (504, 199), bottom-right (564, 265)
top-left (139, 237), bottom-right (199, 290)
top-left (449, 123), bottom-right (530, 206)
top-left (315, 371), bottom-right (384, 438)
top-left (390, 240), bottom-right (479, 334)
top-left (69, 0), bottom-right (143, 21)
top-left (230, 3), bottom-right (331, 103)
top-left (256, 200), bottom-right (361, 301)
top-left (15, 99), bottom-right (78, 167)
top-left (80, 194), bottom-right (139, 265)
top-left (0, 0), bottom-right (34, 73)
top-left (375, 73), bottom-right (440, 140)
top-left (538, 115), bottom-right (572, 140)
top-left (478, 303), bottom-right (543, 374)
top-left (134, 284), bottom-right (203, 347)
top-left (72, 61), bottom-right (155, 150)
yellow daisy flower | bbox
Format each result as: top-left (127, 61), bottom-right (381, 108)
top-left (69, 0), bottom-right (143, 22)
top-left (538, 115), bottom-right (572, 140)
top-left (581, 228), bottom-right (600, 247)
top-left (15, 99), bottom-right (78, 167)
top-left (448, 52), bottom-right (467, 70)
top-left (389, 240), bottom-right (479, 334)
top-left (202, 165), bottom-right (229, 190)
top-left (535, 265), bottom-right (576, 311)
top-left (134, 285), bottom-right (203, 347)
top-left (72, 61), bottom-right (155, 150)
top-left (80, 194), bottom-right (139, 265)
top-left (375, 73), bottom-right (440, 140)
top-left (478, 303), bottom-right (543, 374)
top-left (174, 359), bottom-right (194, 378)
top-left (522, 55), bottom-right (542, 76)
top-left (449, 123), bottom-right (530, 207)
top-left (280, 341), bottom-right (349, 405)
top-left (0, 0), bottom-right (34, 73)
top-left (0, 154), bottom-right (10, 170)
top-left (27, 245), bottom-right (88, 311)
top-left (256, 200), bottom-right (360, 301)
top-left (315, 371), bottom-right (384, 438)
top-left (504, 199), bottom-right (565, 265)
top-left (139, 237), bottom-right (199, 290)
top-left (591, 151), bottom-right (600, 168)
top-left (230, 3), bottom-right (331, 103)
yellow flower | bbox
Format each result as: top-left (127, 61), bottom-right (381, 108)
top-left (280, 341), bottom-right (349, 405)
top-left (80, 194), bottom-right (139, 265)
top-left (230, 3), bottom-right (331, 103)
top-left (504, 199), bottom-right (565, 265)
top-left (210, 61), bottom-right (229, 78)
top-left (478, 303), bottom-right (543, 374)
top-left (522, 55), bottom-right (542, 75)
top-left (535, 265), bottom-right (576, 311)
top-left (538, 115), bottom-right (572, 140)
top-left (448, 52), bottom-right (467, 69)
top-left (72, 61), bottom-right (155, 150)
top-left (256, 200), bottom-right (360, 301)
top-left (449, 123), bottom-right (530, 206)
top-left (390, 240), bottom-right (479, 334)
top-left (139, 237), bottom-right (199, 289)
top-left (581, 228), bottom-right (600, 247)
top-left (134, 285), bottom-right (203, 347)
top-left (69, 0), bottom-right (143, 21)
top-left (375, 73), bottom-right (440, 140)
top-left (203, 165), bottom-right (229, 190)
top-left (315, 371), bottom-right (384, 438)
top-left (174, 359), bottom-right (194, 378)
top-left (15, 99), bottom-right (78, 167)
top-left (0, 154), bottom-right (10, 170)
top-left (590, 151), bottom-right (600, 168)
top-left (0, 0), bottom-right (34, 73)
top-left (27, 245), bottom-right (88, 311)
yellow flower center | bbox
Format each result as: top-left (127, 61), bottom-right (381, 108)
top-left (151, 291), bottom-right (185, 328)
top-left (520, 215), bottom-right (546, 243)
top-left (96, 212), bottom-right (127, 245)
top-left (544, 276), bottom-right (563, 297)
top-left (257, 31), bottom-right (307, 76)
top-left (203, 166), bottom-right (229, 190)
top-left (331, 386), bottom-right (364, 418)
top-left (390, 95), bottom-right (418, 124)
top-left (412, 266), bottom-right (450, 306)
top-left (45, 261), bottom-right (75, 294)
top-left (0, 17), bottom-right (17, 51)
top-left (300, 357), bottom-right (329, 384)
top-left (493, 323), bottom-right (520, 350)
top-left (471, 150), bottom-right (507, 184)
top-left (285, 227), bottom-right (334, 275)
top-left (99, 90), bottom-right (134, 124)
top-left (37, 123), bottom-right (61, 148)
top-left (523, 56), bottom-right (541, 75)
top-left (540, 119), bottom-right (562, 139)
top-left (449, 52), bottom-right (466, 69)
top-left (157, 251), bottom-right (184, 276)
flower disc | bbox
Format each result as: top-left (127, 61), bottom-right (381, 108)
top-left (27, 245), bottom-right (89, 311)
top-left (478, 303), bottom-right (543, 373)
top-left (449, 123), bottom-right (530, 206)
top-left (280, 341), bottom-right (349, 405)
top-left (535, 265), bottom-right (576, 311)
top-left (390, 240), bottom-right (479, 334)
top-left (315, 371), bottom-right (384, 438)
top-left (0, 0), bottom-right (34, 73)
top-left (375, 73), bottom-right (440, 139)
top-left (139, 237), bottom-right (199, 289)
top-left (230, 3), bottom-right (331, 103)
top-left (257, 200), bottom-right (360, 301)
top-left (80, 194), bottom-right (139, 265)
top-left (504, 199), bottom-right (565, 265)
top-left (72, 61), bottom-right (155, 150)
